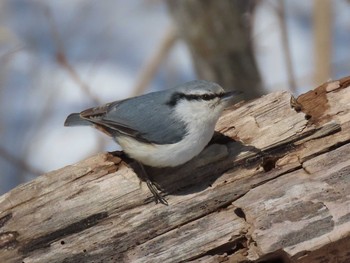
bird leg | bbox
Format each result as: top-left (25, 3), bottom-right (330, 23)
top-left (137, 162), bottom-right (168, 205)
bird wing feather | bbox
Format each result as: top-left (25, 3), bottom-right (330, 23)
top-left (80, 91), bottom-right (188, 144)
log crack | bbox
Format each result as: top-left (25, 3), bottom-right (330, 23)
top-left (19, 212), bottom-right (108, 255)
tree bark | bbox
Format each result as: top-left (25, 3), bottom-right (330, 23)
top-left (166, 0), bottom-right (264, 99)
top-left (1, 76), bottom-right (350, 262)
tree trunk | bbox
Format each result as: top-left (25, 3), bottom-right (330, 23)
top-left (1, 76), bottom-right (350, 262)
top-left (167, 0), bottom-right (264, 99)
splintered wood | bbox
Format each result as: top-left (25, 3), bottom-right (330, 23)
top-left (1, 77), bottom-right (350, 263)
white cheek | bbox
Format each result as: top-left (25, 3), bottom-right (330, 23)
top-left (174, 99), bottom-right (226, 125)
top-left (175, 100), bottom-right (213, 122)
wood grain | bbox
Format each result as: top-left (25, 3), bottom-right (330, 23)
top-left (1, 77), bottom-right (350, 262)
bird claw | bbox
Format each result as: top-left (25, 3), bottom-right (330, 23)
top-left (138, 162), bottom-right (168, 205)
top-left (146, 179), bottom-right (168, 205)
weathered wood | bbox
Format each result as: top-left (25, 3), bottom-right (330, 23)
top-left (1, 76), bottom-right (350, 262)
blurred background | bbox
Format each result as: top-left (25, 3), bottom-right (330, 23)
top-left (1, 0), bottom-right (349, 194)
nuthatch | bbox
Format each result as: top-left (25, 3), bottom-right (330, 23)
top-left (65, 80), bottom-right (238, 204)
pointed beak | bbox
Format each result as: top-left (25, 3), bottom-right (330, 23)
top-left (221, 90), bottom-right (242, 102)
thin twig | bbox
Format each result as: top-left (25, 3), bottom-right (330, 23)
top-left (0, 145), bottom-right (42, 176)
top-left (0, 45), bottom-right (24, 64)
top-left (42, 5), bottom-right (102, 105)
top-left (55, 51), bottom-right (102, 105)
top-left (132, 27), bottom-right (178, 96)
top-left (0, 46), bottom-right (24, 95)
top-left (42, 4), bottom-right (107, 153)
top-left (313, 0), bottom-right (332, 85)
top-left (276, 0), bottom-right (297, 94)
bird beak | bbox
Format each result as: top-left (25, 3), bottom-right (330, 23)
top-left (221, 91), bottom-right (242, 101)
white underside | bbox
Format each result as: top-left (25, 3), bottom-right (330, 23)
top-left (116, 98), bottom-right (227, 167)
top-left (116, 122), bottom-right (215, 167)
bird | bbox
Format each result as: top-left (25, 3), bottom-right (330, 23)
top-left (64, 80), bottom-right (239, 205)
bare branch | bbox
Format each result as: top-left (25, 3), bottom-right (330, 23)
top-left (276, 0), bottom-right (297, 94)
top-left (42, 4), bottom-right (102, 105)
top-left (0, 145), bottom-right (42, 176)
top-left (132, 27), bottom-right (177, 96)
top-left (313, 0), bottom-right (332, 85)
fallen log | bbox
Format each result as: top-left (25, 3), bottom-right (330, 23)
top-left (1, 76), bottom-right (350, 263)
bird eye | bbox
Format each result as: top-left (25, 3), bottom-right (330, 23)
top-left (202, 94), bottom-right (211, 100)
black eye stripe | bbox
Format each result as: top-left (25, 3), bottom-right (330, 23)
top-left (184, 93), bottom-right (224, 101)
top-left (166, 93), bottom-right (185, 106)
top-left (166, 92), bottom-right (225, 107)
top-left (201, 93), bottom-right (223, 100)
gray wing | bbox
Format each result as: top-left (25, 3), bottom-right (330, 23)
top-left (80, 91), bottom-right (188, 145)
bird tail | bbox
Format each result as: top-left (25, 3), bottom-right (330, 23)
top-left (64, 113), bottom-right (92, 127)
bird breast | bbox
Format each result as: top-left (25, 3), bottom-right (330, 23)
top-left (116, 99), bottom-right (225, 167)
top-left (116, 118), bottom-right (217, 168)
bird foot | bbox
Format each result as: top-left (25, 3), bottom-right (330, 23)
top-left (146, 179), bottom-right (168, 205)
